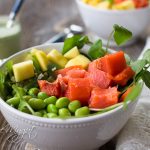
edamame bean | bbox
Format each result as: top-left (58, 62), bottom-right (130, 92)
top-left (6, 97), bottom-right (20, 107)
top-left (56, 97), bottom-right (70, 109)
top-left (38, 109), bottom-right (47, 115)
top-left (68, 100), bottom-right (81, 113)
top-left (34, 112), bottom-right (43, 117)
top-left (38, 92), bottom-right (49, 100)
top-left (75, 106), bottom-right (90, 117)
top-left (47, 113), bottom-right (57, 118)
top-left (28, 98), bottom-right (46, 110)
top-left (47, 104), bottom-right (58, 114)
top-left (59, 108), bottom-right (71, 117)
top-left (44, 96), bottom-right (57, 105)
top-left (23, 95), bottom-right (32, 102)
top-left (19, 106), bottom-right (31, 114)
top-left (28, 88), bottom-right (39, 97)
top-left (43, 114), bottom-right (48, 118)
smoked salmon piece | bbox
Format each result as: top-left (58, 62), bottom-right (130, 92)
top-left (65, 78), bottom-right (92, 105)
top-left (113, 66), bottom-right (135, 86)
top-left (38, 80), bottom-right (60, 97)
top-left (100, 51), bottom-right (127, 76)
top-left (55, 65), bottom-right (83, 76)
top-left (89, 87), bottom-right (119, 109)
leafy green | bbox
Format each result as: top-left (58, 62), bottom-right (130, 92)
top-left (0, 70), bottom-right (7, 99)
top-left (130, 59), bottom-right (148, 75)
top-left (143, 49), bottom-right (150, 63)
top-left (113, 24), bottom-right (132, 46)
top-left (12, 85), bottom-right (35, 115)
top-left (142, 70), bottom-right (150, 89)
top-left (88, 39), bottom-right (106, 60)
top-left (123, 82), bottom-right (143, 108)
top-left (62, 35), bottom-right (91, 54)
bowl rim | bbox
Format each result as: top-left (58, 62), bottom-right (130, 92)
top-left (76, 0), bottom-right (150, 14)
top-left (0, 43), bottom-right (139, 124)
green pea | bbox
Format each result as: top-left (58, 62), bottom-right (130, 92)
top-left (56, 97), bottom-right (70, 109)
top-left (75, 107), bottom-right (90, 117)
top-left (34, 112), bottom-right (43, 117)
top-left (44, 96), bottom-right (57, 105)
top-left (28, 98), bottom-right (46, 110)
top-left (6, 97), bottom-right (20, 107)
top-left (68, 100), bottom-right (81, 113)
top-left (28, 88), bottom-right (39, 97)
top-left (47, 113), bottom-right (57, 118)
top-left (47, 104), bottom-right (58, 114)
top-left (38, 92), bottom-right (49, 100)
top-left (59, 108), bottom-right (71, 117)
top-left (23, 95), bottom-right (32, 102)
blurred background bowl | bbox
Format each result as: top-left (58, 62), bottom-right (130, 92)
top-left (76, 0), bottom-right (150, 45)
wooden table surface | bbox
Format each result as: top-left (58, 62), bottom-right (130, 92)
top-left (0, 0), bottom-right (149, 150)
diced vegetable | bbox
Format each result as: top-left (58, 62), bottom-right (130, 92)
top-left (13, 60), bottom-right (35, 82)
top-left (89, 87), bottom-right (119, 109)
top-left (34, 50), bottom-right (49, 71)
top-left (64, 46), bottom-right (80, 59)
top-left (96, 1), bottom-right (111, 9)
top-left (65, 55), bottom-right (91, 69)
top-left (47, 49), bottom-right (68, 68)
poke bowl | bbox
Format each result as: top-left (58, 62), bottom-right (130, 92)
top-left (76, 0), bottom-right (150, 45)
top-left (0, 34), bottom-right (145, 150)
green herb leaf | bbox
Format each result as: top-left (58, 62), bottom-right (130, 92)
top-left (123, 81), bottom-right (143, 108)
top-left (88, 39), bottom-right (106, 60)
top-left (0, 70), bottom-right (7, 99)
top-left (130, 59), bottom-right (148, 75)
top-left (113, 24), bottom-right (132, 46)
top-left (13, 85), bottom-right (35, 115)
top-left (143, 49), bottom-right (150, 63)
top-left (62, 35), bottom-right (91, 54)
top-left (142, 70), bottom-right (150, 89)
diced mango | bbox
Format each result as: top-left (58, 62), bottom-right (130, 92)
top-left (88, 0), bottom-right (101, 6)
top-left (34, 50), bottom-right (49, 71)
top-left (112, 0), bottom-right (135, 10)
top-left (96, 1), bottom-right (111, 9)
top-left (30, 48), bottom-right (39, 54)
top-left (65, 55), bottom-right (91, 69)
top-left (64, 46), bottom-right (80, 59)
top-left (13, 60), bottom-right (35, 82)
top-left (47, 49), bottom-right (68, 68)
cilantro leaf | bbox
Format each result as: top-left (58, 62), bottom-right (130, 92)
top-left (113, 24), bottom-right (132, 46)
top-left (62, 35), bottom-right (91, 54)
top-left (88, 39), bottom-right (106, 60)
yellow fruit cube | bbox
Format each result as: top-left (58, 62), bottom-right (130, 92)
top-left (13, 60), bottom-right (35, 82)
top-left (65, 54), bottom-right (91, 69)
top-left (34, 50), bottom-right (49, 71)
top-left (96, 1), bottom-right (111, 9)
top-left (47, 49), bottom-right (68, 68)
top-left (64, 46), bottom-right (80, 59)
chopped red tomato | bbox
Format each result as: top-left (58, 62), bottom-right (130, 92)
top-left (38, 80), bottom-right (60, 97)
top-left (66, 69), bottom-right (87, 78)
top-left (133, 0), bottom-right (148, 8)
top-left (89, 87), bottom-right (119, 109)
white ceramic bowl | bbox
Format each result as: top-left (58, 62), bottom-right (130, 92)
top-left (76, 0), bottom-right (150, 44)
top-left (0, 43), bottom-right (141, 150)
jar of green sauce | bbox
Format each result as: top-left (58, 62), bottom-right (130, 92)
top-left (0, 16), bottom-right (21, 59)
